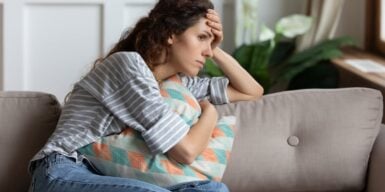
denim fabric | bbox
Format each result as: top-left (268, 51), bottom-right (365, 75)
top-left (30, 153), bottom-right (229, 192)
top-left (167, 180), bottom-right (229, 192)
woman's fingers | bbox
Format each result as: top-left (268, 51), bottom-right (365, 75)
top-left (209, 24), bottom-right (223, 42)
top-left (207, 11), bottom-right (221, 23)
top-left (206, 9), bottom-right (223, 49)
top-left (206, 10), bottom-right (221, 30)
top-left (207, 20), bottom-right (222, 31)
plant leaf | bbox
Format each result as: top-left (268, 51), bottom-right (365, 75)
top-left (276, 14), bottom-right (312, 38)
top-left (259, 24), bottom-right (275, 41)
top-left (202, 58), bottom-right (224, 77)
top-left (248, 40), bottom-right (275, 90)
top-left (268, 41), bottom-right (296, 67)
top-left (288, 36), bottom-right (355, 65)
top-left (279, 49), bottom-right (342, 81)
top-left (287, 61), bottom-right (339, 90)
top-left (233, 44), bottom-right (255, 70)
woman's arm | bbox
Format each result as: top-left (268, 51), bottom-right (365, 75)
top-left (168, 50), bottom-right (265, 164)
top-left (167, 9), bottom-right (264, 164)
top-left (207, 9), bottom-right (264, 102)
top-left (167, 100), bottom-right (217, 164)
top-left (212, 48), bottom-right (264, 102)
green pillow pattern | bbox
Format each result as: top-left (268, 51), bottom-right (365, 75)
top-left (78, 75), bottom-right (236, 187)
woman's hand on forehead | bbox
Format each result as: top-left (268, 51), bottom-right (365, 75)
top-left (206, 9), bottom-right (223, 50)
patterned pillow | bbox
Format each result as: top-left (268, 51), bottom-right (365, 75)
top-left (78, 75), bottom-right (236, 187)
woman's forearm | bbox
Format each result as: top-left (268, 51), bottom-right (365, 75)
top-left (167, 102), bottom-right (217, 164)
top-left (212, 48), bottom-right (264, 98)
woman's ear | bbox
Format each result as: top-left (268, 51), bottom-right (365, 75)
top-left (167, 35), bottom-right (174, 45)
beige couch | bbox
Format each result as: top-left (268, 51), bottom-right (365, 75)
top-left (1, 88), bottom-right (384, 192)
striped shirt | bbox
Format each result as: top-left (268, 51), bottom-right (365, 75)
top-left (31, 51), bottom-right (229, 163)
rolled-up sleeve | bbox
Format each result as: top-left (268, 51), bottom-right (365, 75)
top-left (78, 52), bottom-right (189, 154)
top-left (181, 75), bottom-right (229, 105)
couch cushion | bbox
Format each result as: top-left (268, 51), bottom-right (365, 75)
top-left (0, 91), bottom-right (61, 192)
top-left (217, 88), bottom-right (383, 192)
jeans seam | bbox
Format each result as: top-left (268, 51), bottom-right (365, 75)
top-left (30, 177), bottom-right (36, 192)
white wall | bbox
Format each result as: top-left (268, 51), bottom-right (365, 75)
top-left (0, 0), bottom-right (366, 102)
top-left (1, 0), bottom-right (232, 103)
top-left (24, 4), bottom-right (103, 99)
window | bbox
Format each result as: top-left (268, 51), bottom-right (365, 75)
top-left (366, 0), bottom-right (385, 55)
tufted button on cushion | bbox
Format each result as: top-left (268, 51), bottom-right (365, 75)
top-left (217, 88), bottom-right (383, 192)
top-left (287, 136), bottom-right (300, 146)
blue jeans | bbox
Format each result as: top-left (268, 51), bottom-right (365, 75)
top-left (30, 153), bottom-right (229, 192)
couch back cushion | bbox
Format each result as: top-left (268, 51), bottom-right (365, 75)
top-left (216, 88), bottom-right (383, 192)
top-left (0, 92), bottom-right (61, 192)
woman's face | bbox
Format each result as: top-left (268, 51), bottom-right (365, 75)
top-left (167, 17), bottom-right (214, 76)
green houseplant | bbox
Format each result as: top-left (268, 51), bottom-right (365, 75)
top-left (204, 13), bottom-right (355, 93)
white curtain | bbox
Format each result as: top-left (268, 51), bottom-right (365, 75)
top-left (235, 0), bottom-right (259, 47)
top-left (296, 0), bottom-right (346, 51)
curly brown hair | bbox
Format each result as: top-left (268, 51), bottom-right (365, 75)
top-left (100, 0), bottom-right (214, 70)
top-left (65, 0), bottom-right (214, 103)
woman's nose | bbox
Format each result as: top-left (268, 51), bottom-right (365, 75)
top-left (203, 45), bottom-right (213, 58)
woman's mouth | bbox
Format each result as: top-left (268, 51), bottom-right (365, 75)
top-left (196, 60), bottom-right (204, 68)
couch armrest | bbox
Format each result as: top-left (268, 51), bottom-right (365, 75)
top-left (367, 124), bottom-right (385, 192)
top-left (0, 91), bottom-right (61, 192)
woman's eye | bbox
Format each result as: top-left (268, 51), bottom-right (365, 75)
top-left (198, 35), bottom-right (207, 41)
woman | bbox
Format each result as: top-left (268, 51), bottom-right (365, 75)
top-left (29, 0), bottom-right (263, 191)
